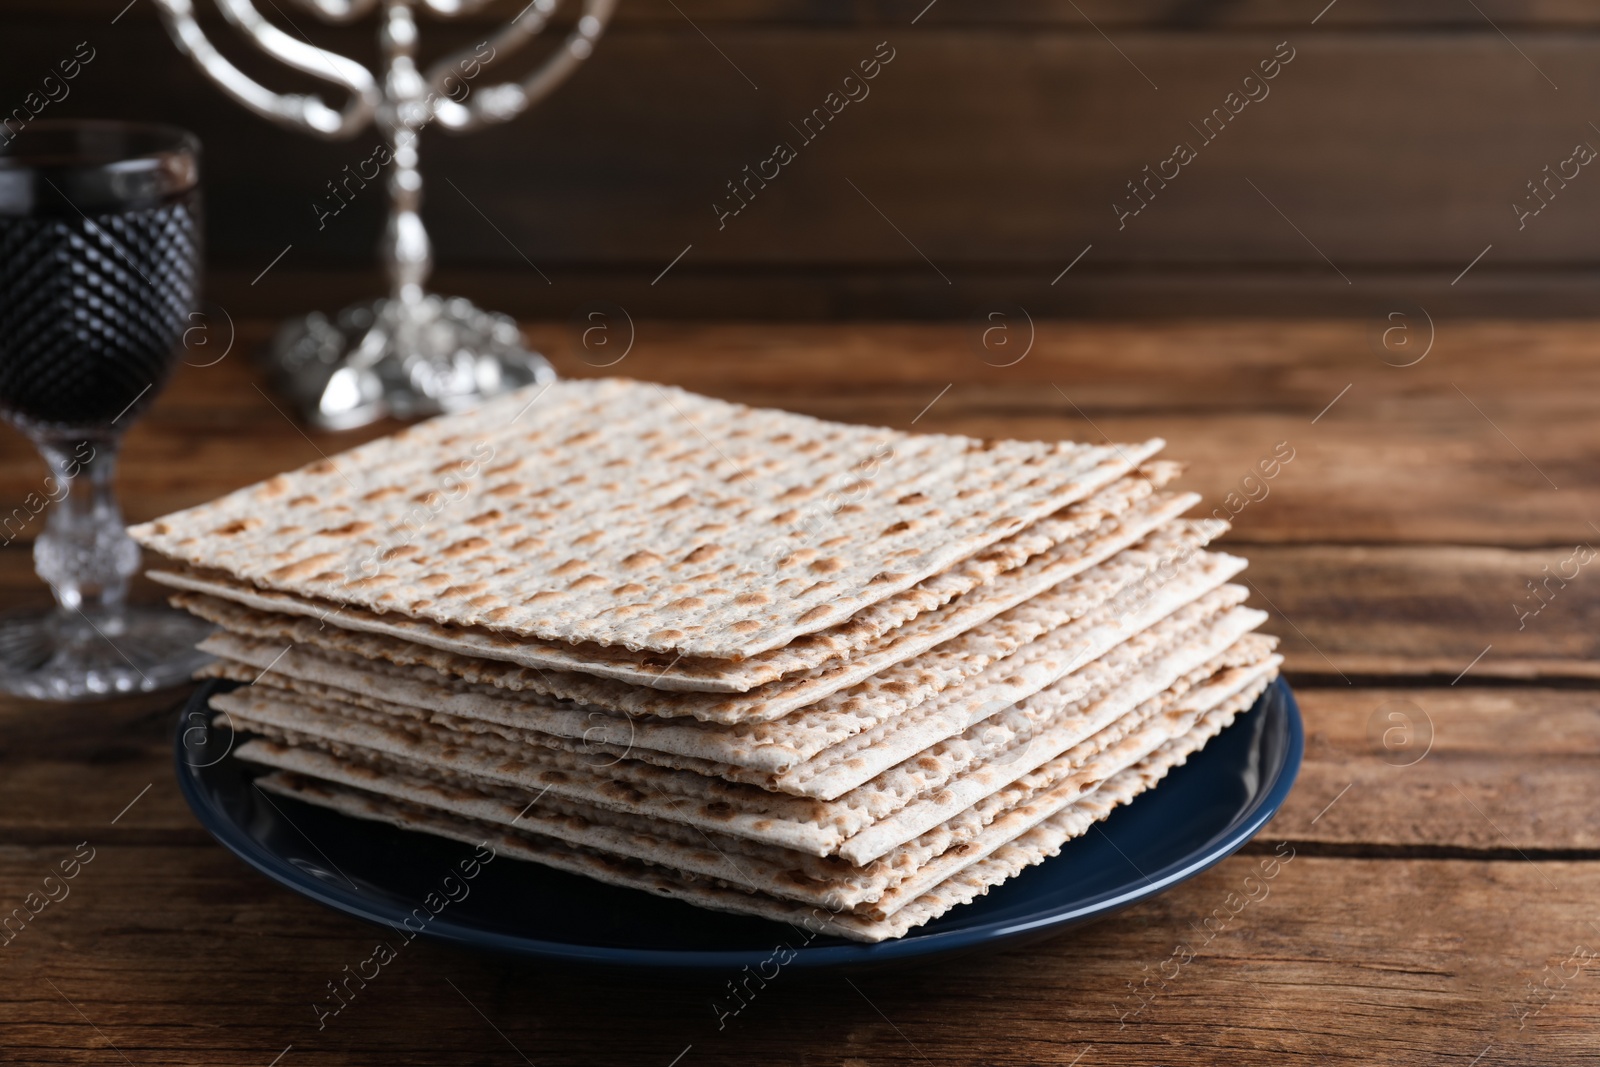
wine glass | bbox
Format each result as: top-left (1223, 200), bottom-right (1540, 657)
top-left (0, 120), bottom-right (213, 700)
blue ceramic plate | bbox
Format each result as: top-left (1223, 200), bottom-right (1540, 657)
top-left (174, 677), bottom-right (1302, 970)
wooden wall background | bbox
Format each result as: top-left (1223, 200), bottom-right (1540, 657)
top-left (6, 1), bottom-right (1600, 317)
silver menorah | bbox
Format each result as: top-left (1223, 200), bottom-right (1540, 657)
top-left (154, 0), bottom-right (614, 429)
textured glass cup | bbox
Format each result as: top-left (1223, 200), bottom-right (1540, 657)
top-left (0, 121), bottom-right (211, 700)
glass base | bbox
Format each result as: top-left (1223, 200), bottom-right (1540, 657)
top-left (266, 293), bottom-right (558, 431)
top-left (0, 605), bottom-right (214, 702)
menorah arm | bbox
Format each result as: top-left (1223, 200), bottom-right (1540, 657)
top-left (153, 0), bottom-right (379, 139)
top-left (284, 0), bottom-right (381, 22)
top-left (417, 0), bottom-right (501, 14)
top-left (422, 0), bottom-right (617, 132)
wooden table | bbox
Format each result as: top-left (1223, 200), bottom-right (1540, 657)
top-left (4, 320), bottom-right (1597, 1065)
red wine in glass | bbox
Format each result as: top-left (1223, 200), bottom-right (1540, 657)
top-left (0, 121), bottom-right (212, 700)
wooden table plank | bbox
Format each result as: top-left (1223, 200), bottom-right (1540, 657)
top-left (1279, 687), bottom-right (1600, 852)
top-left (0, 321), bottom-right (1594, 545)
top-left (0, 687), bottom-right (206, 846)
top-left (1246, 545), bottom-right (1600, 682)
top-left (0, 849), bottom-right (1593, 1065)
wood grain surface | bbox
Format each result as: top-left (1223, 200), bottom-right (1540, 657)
top-left (1, 320), bottom-right (1597, 1064)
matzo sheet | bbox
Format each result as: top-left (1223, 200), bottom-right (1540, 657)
top-left (206, 570), bottom-right (1247, 804)
top-left (212, 612), bottom-right (1263, 858)
top-left (156, 487), bottom-right (1197, 695)
top-left (196, 541), bottom-right (1240, 786)
top-left (173, 513), bottom-right (1221, 726)
top-left (253, 676), bottom-right (1270, 942)
top-left (236, 668), bottom-right (1269, 917)
top-left (132, 378), bottom-right (1162, 660)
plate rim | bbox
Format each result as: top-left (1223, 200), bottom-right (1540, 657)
top-left (174, 677), bottom-right (1304, 970)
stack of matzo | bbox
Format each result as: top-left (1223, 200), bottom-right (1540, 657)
top-left (131, 378), bottom-right (1280, 942)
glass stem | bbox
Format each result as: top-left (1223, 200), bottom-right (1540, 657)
top-left (30, 432), bottom-right (140, 626)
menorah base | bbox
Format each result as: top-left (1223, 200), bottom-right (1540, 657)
top-left (266, 294), bottom-right (557, 431)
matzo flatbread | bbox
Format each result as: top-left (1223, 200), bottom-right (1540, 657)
top-left (212, 611), bottom-right (1263, 858)
top-left (835, 611), bottom-right (1267, 863)
top-left (132, 378), bottom-right (1163, 660)
top-left (205, 579), bottom-right (1227, 799)
top-left (173, 515), bottom-right (1223, 725)
top-left (195, 543), bottom-right (1240, 789)
top-left (252, 676), bottom-right (1270, 942)
top-left (856, 665), bottom-right (1276, 920)
top-left (157, 487), bottom-right (1199, 694)
top-left (777, 577), bottom-right (1247, 798)
top-left (850, 676), bottom-right (1273, 936)
top-left (236, 661), bottom-right (1273, 916)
